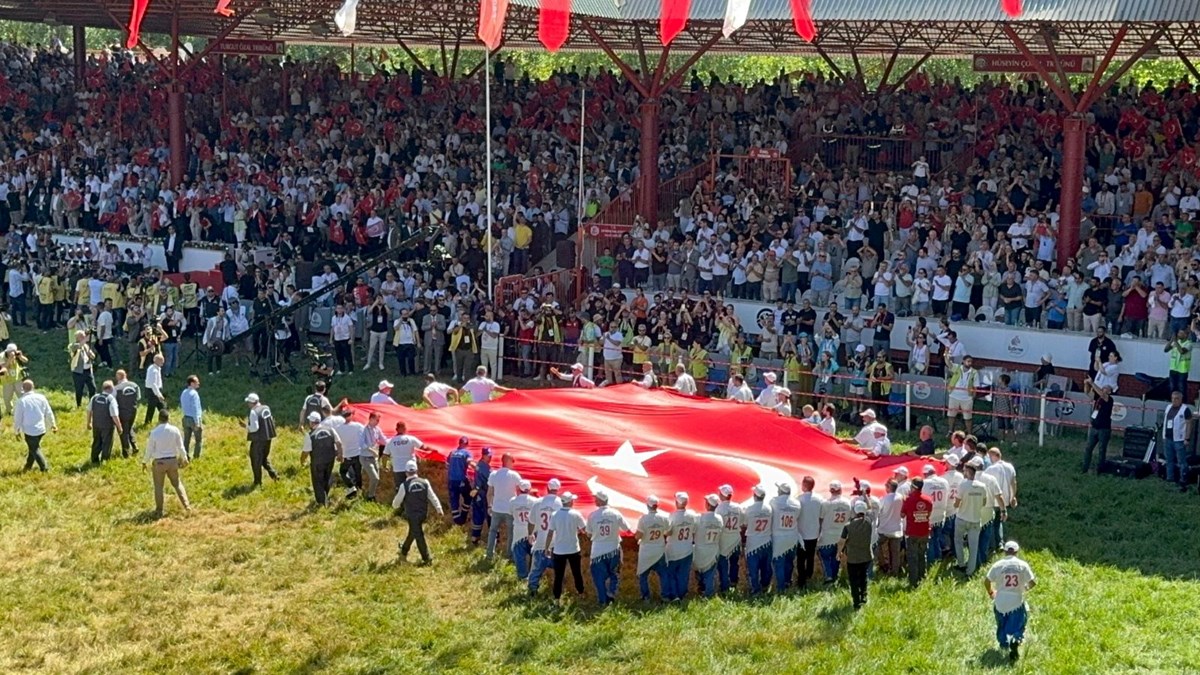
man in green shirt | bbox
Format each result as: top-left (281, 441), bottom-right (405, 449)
top-left (1165, 329), bottom-right (1193, 397)
top-left (595, 249), bottom-right (616, 287)
top-left (838, 501), bottom-right (874, 609)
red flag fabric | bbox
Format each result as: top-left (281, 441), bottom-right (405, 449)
top-left (538, 0), bottom-right (571, 53)
top-left (1000, 0), bottom-right (1023, 17)
top-left (126, 0), bottom-right (152, 49)
top-left (349, 385), bottom-right (936, 529)
top-left (788, 0), bottom-right (815, 42)
top-left (660, 0), bottom-right (692, 46)
top-left (214, 0), bottom-right (233, 17)
top-left (477, 0), bottom-right (510, 51)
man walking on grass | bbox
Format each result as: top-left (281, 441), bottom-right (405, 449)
top-left (13, 379), bottom-right (56, 472)
top-left (393, 460), bottom-right (443, 565)
top-left (141, 409), bottom-right (191, 517)
top-left (985, 541), bottom-right (1036, 662)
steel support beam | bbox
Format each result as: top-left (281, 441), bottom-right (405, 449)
top-left (1001, 24), bottom-right (1077, 109)
top-left (1077, 27), bottom-right (1165, 111)
top-left (581, 20), bottom-right (650, 98)
top-left (72, 25), bottom-right (86, 84)
top-left (1058, 116), bottom-right (1086, 270)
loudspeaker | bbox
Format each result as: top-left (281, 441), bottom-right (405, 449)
top-left (1099, 426), bottom-right (1157, 479)
top-left (555, 240), bottom-right (576, 269)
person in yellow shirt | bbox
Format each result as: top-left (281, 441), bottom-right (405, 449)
top-left (512, 220), bottom-right (533, 273)
top-left (36, 270), bottom-right (57, 330)
top-left (729, 335), bottom-right (753, 377)
top-left (630, 324), bottom-right (652, 366)
top-left (74, 274), bottom-right (90, 308)
top-left (0, 343), bottom-right (28, 415)
top-left (179, 275), bottom-right (199, 330)
top-left (687, 339), bottom-right (710, 394)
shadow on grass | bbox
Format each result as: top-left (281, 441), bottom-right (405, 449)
top-left (976, 648), bottom-right (1015, 669)
top-left (63, 461), bottom-right (102, 475)
top-left (221, 483), bottom-right (258, 500)
top-left (115, 509), bottom-right (162, 525)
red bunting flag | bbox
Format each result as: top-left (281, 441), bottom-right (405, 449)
top-left (213, 0), bottom-right (233, 17)
top-left (789, 0), bottom-right (815, 42)
top-left (538, 0), bottom-right (571, 52)
top-left (660, 0), bottom-right (692, 46)
top-left (1000, 0), bottom-right (1023, 17)
top-left (477, 0), bottom-right (510, 51)
top-left (126, 0), bottom-right (152, 48)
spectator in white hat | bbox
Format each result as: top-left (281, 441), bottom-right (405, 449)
top-left (549, 362), bottom-right (596, 388)
top-left (370, 380), bottom-right (398, 406)
top-left (984, 541), bottom-right (1037, 661)
top-left (853, 409), bottom-right (888, 447)
top-left (636, 494), bottom-right (671, 601)
top-left (756, 372), bottom-right (787, 410)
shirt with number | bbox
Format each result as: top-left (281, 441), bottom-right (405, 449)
top-left (693, 512), bottom-right (724, 572)
top-left (531, 494), bottom-right (563, 549)
top-left (635, 511), bottom-right (671, 573)
top-left (510, 494), bottom-right (537, 541)
top-left (665, 508), bottom-right (698, 562)
top-left (743, 500), bottom-right (774, 555)
top-left (943, 469), bottom-right (964, 518)
top-left (714, 500), bottom-right (746, 556)
top-left (769, 495), bottom-right (802, 554)
top-left (586, 506), bottom-right (625, 558)
top-left (922, 475), bottom-right (951, 523)
top-left (818, 497), bottom-right (853, 547)
top-left (987, 556), bottom-right (1036, 614)
top-left (547, 507), bottom-right (586, 555)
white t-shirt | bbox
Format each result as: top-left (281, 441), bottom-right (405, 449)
top-left (665, 509), bottom-right (698, 561)
top-left (932, 274), bottom-right (953, 301)
top-left (728, 383), bottom-right (754, 402)
top-left (876, 493), bottom-right (904, 538)
top-left (383, 434), bottom-right (422, 469)
top-left (370, 392), bottom-right (398, 405)
top-left (488, 467), bottom-right (522, 514)
top-left (987, 556), bottom-right (1036, 614)
top-left (478, 320), bottom-right (501, 351)
top-left (423, 382), bottom-right (454, 408)
top-left (673, 373), bottom-right (697, 395)
top-left (461, 377), bottom-right (497, 403)
top-left (602, 331), bottom-right (624, 361)
top-left (331, 313), bottom-right (355, 341)
top-left (547, 507), bottom-right (586, 554)
top-left (586, 506), bottom-right (625, 558)
top-left (797, 492), bottom-right (825, 540)
top-left (983, 461), bottom-right (1016, 505)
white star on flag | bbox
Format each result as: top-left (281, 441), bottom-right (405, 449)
top-left (585, 440), bottom-right (668, 478)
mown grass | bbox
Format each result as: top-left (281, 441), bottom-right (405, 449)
top-left (0, 327), bottom-right (1198, 674)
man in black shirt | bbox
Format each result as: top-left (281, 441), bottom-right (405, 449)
top-left (797, 299), bottom-right (817, 337)
top-left (1081, 386), bottom-right (1114, 474)
top-left (781, 301), bottom-right (800, 336)
top-left (1086, 326), bottom-right (1116, 379)
top-left (1082, 277), bottom-right (1107, 334)
top-left (872, 303), bottom-right (895, 356)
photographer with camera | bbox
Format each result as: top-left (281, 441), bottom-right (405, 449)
top-left (203, 307), bottom-right (231, 376)
top-left (68, 329), bottom-right (97, 408)
top-left (1, 343), bottom-right (28, 416)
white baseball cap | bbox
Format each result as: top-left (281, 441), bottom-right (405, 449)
top-left (776, 482), bottom-right (792, 494)
top-left (855, 344), bottom-right (866, 353)
top-left (645, 494), bottom-right (660, 507)
top-left (518, 480), bottom-right (532, 492)
top-left (860, 409), bottom-right (877, 420)
top-left (547, 478), bottom-right (562, 491)
top-left (4, 344), bottom-right (16, 353)
top-left (829, 480), bottom-right (843, 492)
top-left (763, 372), bottom-right (777, 383)
top-left (571, 363), bottom-right (584, 371)
top-left (404, 460), bottom-right (418, 472)
top-left (894, 466), bottom-right (909, 477)
top-left (1004, 541), bottom-right (1020, 554)
top-left (968, 457), bottom-right (985, 469)
top-left (718, 484), bottom-right (734, 498)
top-left (752, 485), bottom-right (767, 498)
top-left (852, 501), bottom-right (867, 514)
top-left (378, 380), bottom-right (393, 390)
top-left (859, 480), bottom-right (872, 491)
top-left (704, 494), bottom-right (719, 507)
top-left (244, 393), bottom-right (260, 404)
top-left (674, 491), bottom-right (689, 504)
top-left (1041, 353), bottom-right (1053, 363)
top-left (306, 411), bottom-right (321, 423)
top-left (560, 491), bottom-right (577, 505)
top-left (922, 464), bottom-right (936, 476)
top-left (946, 455), bottom-right (961, 467)
top-left (593, 490), bottom-right (610, 505)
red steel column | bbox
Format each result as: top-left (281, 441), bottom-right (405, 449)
top-left (638, 99), bottom-right (661, 222)
top-left (73, 25), bottom-right (86, 83)
top-left (1058, 115), bottom-right (1086, 269)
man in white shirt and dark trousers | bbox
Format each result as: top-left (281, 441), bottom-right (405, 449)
top-left (585, 490), bottom-right (625, 605)
top-left (486, 453), bottom-right (522, 561)
top-left (244, 393), bottom-right (278, 487)
top-left (985, 541), bottom-right (1036, 662)
top-left (13, 379), bottom-right (56, 472)
top-left (544, 491), bottom-right (587, 601)
top-left (330, 304), bottom-right (356, 374)
top-left (86, 380), bottom-right (122, 464)
top-left (300, 411), bottom-right (343, 506)
top-left (143, 354), bottom-right (166, 427)
top-left (393, 460), bottom-right (443, 565)
top-left (141, 409), bottom-right (191, 517)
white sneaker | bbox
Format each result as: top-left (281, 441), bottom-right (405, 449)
top-left (362, 364), bottom-right (370, 371)
top-left (379, 365), bottom-right (385, 371)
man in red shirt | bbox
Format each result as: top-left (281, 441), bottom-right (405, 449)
top-left (901, 478), bottom-right (935, 588)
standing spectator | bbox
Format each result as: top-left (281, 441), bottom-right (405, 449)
top-left (359, 412), bottom-right (385, 501)
top-left (392, 460), bottom-right (443, 565)
top-left (1147, 281), bottom-right (1171, 340)
top-left (392, 308), bottom-right (420, 376)
top-left (945, 355), bottom-right (978, 434)
top-left (141, 409), bottom-right (191, 518)
top-left (585, 490), bottom-right (625, 605)
top-left (1081, 386), bottom-right (1115, 474)
top-left (362, 297), bottom-right (389, 371)
top-left (1161, 391), bottom-right (1195, 492)
top-left (179, 375), bottom-right (203, 459)
top-left (143, 354), bottom-right (166, 427)
top-left (86, 380), bottom-right (122, 465)
top-left (837, 501), bottom-right (874, 610)
top-left (953, 461), bottom-right (989, 576)
top-left (67, 330), bottom-right (97, 407)
top-left (902, 477), bottom-right (934, 587)
top-left (486, 453), bottom-right (522, 561)
top-left (330, 304), bottom-right (356, 374)
top-left (244, 393), bottom-right (278, 487)
top-left (544, 491), bottom-right (587, 602)
top-left (876, 479), bottom-right (904, 576)
top-left (202, 307), bottom-right (230, 375)
top-left (984, 541), bottom-right (1037, 662)
top-left (1165, 330), bottom-right (1193, 397)
top-left (13, 379), bottom-right (56, 472)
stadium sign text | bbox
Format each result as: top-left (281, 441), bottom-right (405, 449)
top-left (210, 38), bottom-right (285, 56)
top-left (972, 53), bottom-right (1095, 74)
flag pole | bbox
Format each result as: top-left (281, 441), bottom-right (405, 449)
top-left (485, 50), bottom-right (494, 301)
top-left (577, 86), bottom-right (586, 230)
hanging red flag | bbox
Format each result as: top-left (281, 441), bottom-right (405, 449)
top-left (1000, 0), bottom-right (1023, 17)
top-left (213, 0), bottom-right (233, 17)
top-left (538, 0), bottom-right (570, 52)
top-left (789, 0), bottom-right (815, 42)
top-left (660, 0), bottom-right (692, 46)
top-left (477, 0), bottom-right (510, 51)
top-left (126, 0), bottom-right (152, 48)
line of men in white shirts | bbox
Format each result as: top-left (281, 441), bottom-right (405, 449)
top-left (475, 441), bottom-right (1016, 603)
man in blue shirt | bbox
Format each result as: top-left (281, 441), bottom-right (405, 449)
top-left (447, 436), bottom-right (474, 525)
top-left (469, 448), bottom-right (493, 545)
top-left (179, 375), bottom-right (203, 459)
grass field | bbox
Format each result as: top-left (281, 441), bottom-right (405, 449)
top-left (0, 326), bottom-right (1198, 674)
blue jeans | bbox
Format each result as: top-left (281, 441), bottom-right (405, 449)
top-left (696, 565), bottom-right (718, 598)
top-left (844, 296), bottom-right (861, 311)
top-left (746, 546), bottom-right (773, 594)
top-left (162, 341), bottom-right (179, 376)
top-left (528, 550), bottom-right (552, 593)
top-left (927, 521), bottom-right (945, 565)
top-left (717, 547), bottom-right (741, 592)
top-left (780, 282), bottom-right (796, 304)
top-left (1004, 307), bottom-right (1021, 325)
top-left (1165, 439), bottom-right (1190, 483)
top-left (995, 605), bottom-right (1028, 648)
top-left (664, 554), bottom-right (693, 600)
top-left (590, 552), bottom-right (620, 604)
top-left (638, 557), bottom-right (666, 600)
top-left (941, 517), bottom-right (956, 559)
top-left (976, 519), bottom-right (994, 570)
top-left (772, 546), bottom-right (797, 593)
top-left (512, 538), bottom-right (532, 580)
top-left (486, 512), bottom-right (512, 559)
top-left (818, 544), bottom-right (840, 582)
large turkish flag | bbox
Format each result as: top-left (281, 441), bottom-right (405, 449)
top-left (349, 385), bottom-right (933, 529)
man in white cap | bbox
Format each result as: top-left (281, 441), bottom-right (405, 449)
top-left (797, 476), bottom-right (825, 586)
top-left (756, 372), bottom-right (787, 410)
top-left (300, 410), bottom-right (343, 506)
top-left (939, 454), bottom-right (964, 561)
top-left (853, 409), bottom-right (887, 447)
top-left (586, 490), bottom-right (625, 605)
top-left (693, 494), bottom-right (724, 598)
top-left (549, 362), bottom-right (596, 388)
top-left (544, 491), bottom-right (587, 601)
top-left (527, 478), bottom-right (563, 595)
top-left (715, 484), bottom-right (745, 593)
top-left (921, 464), bottom-right (950, 566)
top-left (743, 485), bottom-right (774, 595)
top-left (770, 482), bottom-right (802, 592)
top-left (244, 392), bottom-right (278, 487)
top-left (636, 495), bottom-right (670, 601)
top-left (486, 453), bottom-right (523, 561)
top-left (817, 481), bottom-right (853, 584)
top-left (726, 373), bottom-right (754, 402)
top-left (860, 425), bottom-right (893, 457)
top-left (461, 365), bottom-right (513, 403)
top-left (985, 541), bottom-right (1036, 661)
top-left (837, 501), bottom-right (874, 610)
top-left (667, 363), bottom-right (697, 396)
top-left (892, 465), bottom-right (912, 498)
top-left (509, 480), bottom-right (537, 580)
top-left (663, 491), bottom-right (698, 601)
top-left (953, 460), bottom-right (990, 575)
top-left (370, 380), bottom-right (399, 406)
top-left (392, 459), bottom-right (443, 565)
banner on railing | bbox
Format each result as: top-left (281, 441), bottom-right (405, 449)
top-left (972, 53), bottom-right (1095, 73)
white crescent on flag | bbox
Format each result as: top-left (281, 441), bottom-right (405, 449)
top-left (334, 0), bottom-right (360, 37)
top-left (723, 0), bottom-right (752, 38)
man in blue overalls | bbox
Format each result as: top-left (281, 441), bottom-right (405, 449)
top-left (447, 436), bottom-right (473, 526)
top-left (469, 447), bottom-right (493, 545)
